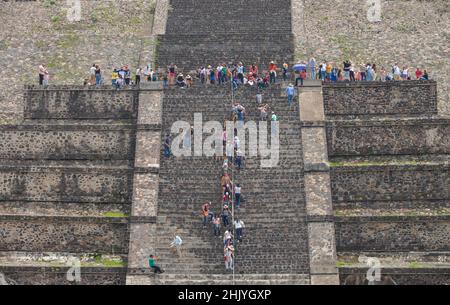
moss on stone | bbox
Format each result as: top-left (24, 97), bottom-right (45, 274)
top-left (103, 211), bottom-right (129, 218)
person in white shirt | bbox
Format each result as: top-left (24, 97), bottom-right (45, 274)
top-left (39, 64), bottom-right (46, 85)
top-left (393, 63), bottom-right (401, 81)
top-left (224, 245), bottom-right (234, 271)
top-left (89, 64), bottom-right (96, 86)
top-left (402, 67), bottom-right (409, 80)
top-left (170, 235), bottom-right (183, 257)
top-left (234, 218), bottom-right (245, 242)
top-left (234, 184), bottom-right (242, 207)
top-left (136, 67), bottom-right (142, 86)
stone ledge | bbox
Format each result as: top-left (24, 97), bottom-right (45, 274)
top-left (304, 163), bottom-right (330, 172)
top-left (134, 167), bottom-right (160, 174)
top-left (300, 121), bottom-right (326, 127)
top-left (136, 124), bottom-right (162, 131)
top-left (331, 163), bottom-right (450, 172)
top-left (307, 215), bottom-right (335, 222)
top-left (0, 215), bottom-right (130, 224)
top-left (334, 215), bottom-right (450, 222)
top-left (0, 124), bottom-right (137, 131)
top-left (129, 216), bottom-right (157, 224)
top-left (323, 80), bottom-right (437, 88)
top-left (326, 117), bottom-right (450, 127)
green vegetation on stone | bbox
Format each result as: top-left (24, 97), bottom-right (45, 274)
top-left (409, 262), bottom-right (424, 269)
top-left (103, 211), bottom-right (129, 218)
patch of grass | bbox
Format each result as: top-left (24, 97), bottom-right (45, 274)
top-left (94, 258), bottom-right (126, 268)
top-left (0, 40), bottom-right (9, 51)
top-left (103, 211), bottom-right (129, 218)
top-left (56, 33), bottom-right (80, 49)
top-left (34, 40), bottom-right (47, 49)
top-left (44, 0), bottom-right (57, 7)
top-left (408, 262), bottom-right (424, 269)
top-left (51, 15), bottom-right (60, 23)
top-left (81, 254), bottom-right (126, 267)
top-left (336, 261), bottom-right (354, 267)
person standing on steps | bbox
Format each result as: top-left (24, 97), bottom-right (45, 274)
top-left (223, 230), bottom-right (233, 247)
top-left (309, 57), bottom-right (316, 80)
top-left (234, 184), bottom-right (242, 208)
top-left (282, 62), bottom-right (289, 81)
top-left (221, 205), bottom-right (230, 228)
top-left (235, 152), bottom-right (242, 171)
top-left (256, 92), bottom-right (263, 105)
top-left (213, 216), bottom-right (221, 237)
top-left (38, 64), bottom-right (46, 86)
top-left (149, 255), bottom-right (164, 274)
top-left (170, 235), bottom-right (183, 257)
top-left (163, 133), bottom-right (172, 158)
top-left (43, 66), bottom-right (50, 87)
top-left (168, 63), bottom-right (177, 86)
top-left (135, 67), bottom-right (142, 86)
top-left (224, 245), bottom-right (234, 272)
top-left (201, 202), bottom-right (211, 228)
top-left (95, 64), bottom-right (102, 86)
top-left (89, 64), bottom-right (96, 86)
top-left (234, 218), bottom-right (245, 242)
top-left (286, 84), bottom-right (295, 106)
top-left (269, 61), bottom-right (277, 84)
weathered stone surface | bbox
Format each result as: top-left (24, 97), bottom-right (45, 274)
top-left (300, 90), bottom-right (325, 122)
top-left (340, 268), bottom-right (450, 285)
top-left (331, 164), bottom-right (449, 203)
top-left (292, 0), bottom-right (450, 116)
top-left (135, 131), bottom-right (161, 168)
top-left (327, 118), bottom-right (450, 156)
top-left (0, 266), bottom-right (127, 285)
top-left (0, 216), bottom-right (129, 253)
top-left (127, 223), bottom-right (156, 269)
top-left (152, 0), bottom-right (169, 35)
top-left (323, 81), bottom-right (438, 117)
top-left (24, 88), bottom-right (139, 119)
top-left (138, 91), bottom-right (162, 125)
top-left (308, 222), bottom-right (338, 274)
top-left (0, 0), bottom-right (155, 124)
top-left (304, 173), bottom-right (333, 216)
top-left (302, 128), bottom-right (328, 166)
top-left (311, 274), bottom-right (340, 285)
top-left (0, 126), bottom-right (135, 160)
top-left (335, 216), bottom-right (450, 252)
top-left (132, 174), bottom-right (159, 217)
top-left (0, 166), bottom-right (133, 203)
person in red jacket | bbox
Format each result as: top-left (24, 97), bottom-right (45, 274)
top-left (269, 61), bottom-right (278, 84)
top-left (415, 68), bottom-right (423, 80)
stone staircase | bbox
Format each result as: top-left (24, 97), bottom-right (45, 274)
top-left (152, 85), bottom-right (310, 284)
top-left (155, 0), bottom-right (294, 71)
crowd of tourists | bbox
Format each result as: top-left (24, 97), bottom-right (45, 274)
top-left (37, 59), bottom-right (430, 88)
top-left (295, 58), bottom-right (429, 83)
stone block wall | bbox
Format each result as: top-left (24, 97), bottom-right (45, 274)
top-left (330, 164), bottom-right (449, 203)
top-left (0, 164), bottom-right (133, 203)
top-left (335, 216), bottom-right (450, 252)
top-left (340, 268), bottom-right (450, 285)
top-left (24, 87), bottom-right (139, 120)
top-left (0, 266), bottom-right (127, 285)
top-left (0, 125), bottom-right (136, 160)
top-left (327, 118), bottom-right (450, 156)
top-left (323, 81), bottom-right (438, 117)
top-left (0, 216), bottom-right (129, 253)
